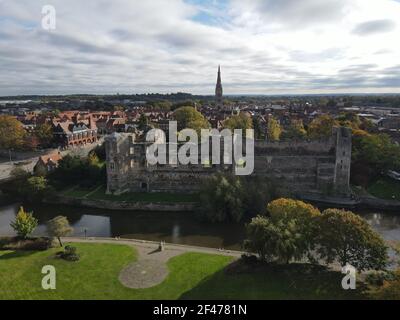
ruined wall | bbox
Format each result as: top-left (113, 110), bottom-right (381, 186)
top-left (105, 127), bottom-right (352, 197)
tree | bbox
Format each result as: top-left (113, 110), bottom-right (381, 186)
top-left (281, 119), bottom-right (307, 140)
top-left (307, 115), bottom-right (338, 139)
top-left (138, 113), bottom-right (148, 131)
top-left (20, 176), bottom-right (51, 202)
top-left (316, 209), bottom-right (388, 271)
top-left (267, 198), bottom-right (321, 261)
top-left (351, 133), bottom-right (400, 186)
top-left (223, 113), bottom-right (253, 131)
top-left (46, 216), bottom-right (73, 247)
top-left (173, 106), bottom-right (210, 134)
top-left (10, 207), bottom-right (38, 239)
top-left (244, 215), bottom-right (304, 263)
top-left (0, 115), bottom-right (26, 150)
top-left (252, 116), bottom-right (263, 139)
top-left (34, 123), bottom-right (53, 147)
top-left (197, 173), bottom-right (245, 223)
top-left (267, 116), bottom-right (281, 142)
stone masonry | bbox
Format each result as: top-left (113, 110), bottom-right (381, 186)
top-left (105, 126), bottom-right (352, 197)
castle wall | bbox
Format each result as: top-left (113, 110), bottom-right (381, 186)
top-left (105, 127), bottom-right (352, 197)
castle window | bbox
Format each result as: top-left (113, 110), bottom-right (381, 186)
top-left (343, 151), bottom-right (345, 156)
top-left (130, 159), bottom-right (134, 168)
top-left (130, 147), bottom-right (134, 155)
top-left (110, 162), bottom-right (115, 171)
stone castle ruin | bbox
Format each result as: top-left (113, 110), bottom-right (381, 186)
top-left (105, 126), bottom-right (352, 197)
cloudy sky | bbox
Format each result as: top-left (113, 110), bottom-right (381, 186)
top-left (1, 0), bottom-right (400, 96)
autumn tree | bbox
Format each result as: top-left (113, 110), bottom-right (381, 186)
top-left (267, 116), bottom-right (281, 142)
top-left (316, 209), bottom-right (388, 271)
top-left (307, 115), bottom-right (338, 139)
top-left (0, 115), bottom-right (26, 150)
top-left (10, 207), bottom-right (38, 239)
top-left (223, 113), bottom-right (253, 131)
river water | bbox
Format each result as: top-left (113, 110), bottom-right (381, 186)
top-left (0, 202), bottom-right (399, 250)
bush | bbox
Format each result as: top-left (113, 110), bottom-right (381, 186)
top-left (10, 207), bottom-right (38, 238)
top-left (366, 271), bottom-right (398, 287)
top-left (58, 245), bottom-right (80, 261)
top-left (0, 236), bottom-right (52, 251)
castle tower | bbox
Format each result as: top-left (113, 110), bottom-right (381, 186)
top-left (215, 65), bottom-right (223, 109)
top-left (333, 127), bottom-right (352, 196)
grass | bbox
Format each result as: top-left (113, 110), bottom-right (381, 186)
top-left (0, 243), bottom-right (367, 300)
top-left (61, 185), bottom-right (199, 203)
top-left (367, 177), bottom-right (400, 200)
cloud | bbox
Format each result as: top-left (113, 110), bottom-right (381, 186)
top-left (352, 19), bottom-right (396, 36)
top-left (0, 0), bottom-right (400, 95)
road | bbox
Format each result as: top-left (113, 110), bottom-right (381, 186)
top-left (0, 139), bottom-right (103, 181)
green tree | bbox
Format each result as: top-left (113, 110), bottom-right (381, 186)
top-left (173, 106), bottom-right (210, 134)
top-left (316, 209), bottom-right (388, 271)
top-left (138, 113), bottom-right (148, 131)
top-left (10, 207), bottom-right (38, 239)
top-left (197, 173), bottom-right (245, 223)
top-left (244, 215), bottom-right (303, 263)
top-left (252, 116), bottom-right (263, 139)
top-left (34, 123), bottom-right (53, 146)
top-left (281, 119), bottom-right (307, 140)
top-left (0, 115), bottom-right (26, 150)
top-left (351, 133), bottom-right (400, 186)
top-left (267, 116), bottom-right (281, 142)
top-left (267, 198), bottom-right (321, 262)
top-left (308, 115), bottom-right (338, 139)
top-left (46, 216), bottom-right (74, 247)
top-left (20, 176), bottom-right (51, 202)
top-left (223, 113), bottom-right (253, 131)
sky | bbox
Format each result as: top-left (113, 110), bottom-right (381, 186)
top-left (1, 0), bottom-right (400, 96)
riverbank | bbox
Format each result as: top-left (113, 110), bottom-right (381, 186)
top-left (298, 193), bottom-right (400, 212)
top-left (45, 194), bottom-right (198, 211)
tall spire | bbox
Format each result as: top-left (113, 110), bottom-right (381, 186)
top-left (215, 65), bottom-right (223, 109)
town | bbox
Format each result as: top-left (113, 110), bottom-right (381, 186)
top-left (1, 0), bottom-right (400, 305)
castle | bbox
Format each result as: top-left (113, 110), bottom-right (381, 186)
top-left (105, 67), bottom-right (352, 198)
top-left (105, 126), bottom-right (352, 197)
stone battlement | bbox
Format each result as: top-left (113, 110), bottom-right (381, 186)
top-left (105, 127), bottom-right (352, 197)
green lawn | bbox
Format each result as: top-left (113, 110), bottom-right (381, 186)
top-left (367, 177), bottom-right (400, 200)
top-left (0, 243), bottom-right (367, 300)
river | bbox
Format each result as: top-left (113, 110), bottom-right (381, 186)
top-left (0, 202), bottom-right (399, 250)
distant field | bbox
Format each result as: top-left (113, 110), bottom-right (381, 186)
top-left (368, 177), bottom-right (400, 200)
top-left (0, 243), bottom-right (367, 300)
top-left (61, 185), bottom-right (199, 203)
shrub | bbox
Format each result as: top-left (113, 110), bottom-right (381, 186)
top-left (58, 245), bottom-right (80, 261)
top-left (0, 236), bottom-right (51, 251)
top-left (10, 207), bottom-right (38, 239)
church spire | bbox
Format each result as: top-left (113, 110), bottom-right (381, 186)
top-left (215, 65), bottom-right (223, 109)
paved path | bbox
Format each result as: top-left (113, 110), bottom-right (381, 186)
top-left (65, 237), bottom-right (242, 289)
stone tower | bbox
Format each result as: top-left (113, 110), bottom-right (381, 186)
top-left (333, 126), bottom-right (352, 196)
top-left (215, 65), bottom-right (223, 109)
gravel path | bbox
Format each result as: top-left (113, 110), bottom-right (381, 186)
top-left (66, 237), bottom-right (242, 289)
